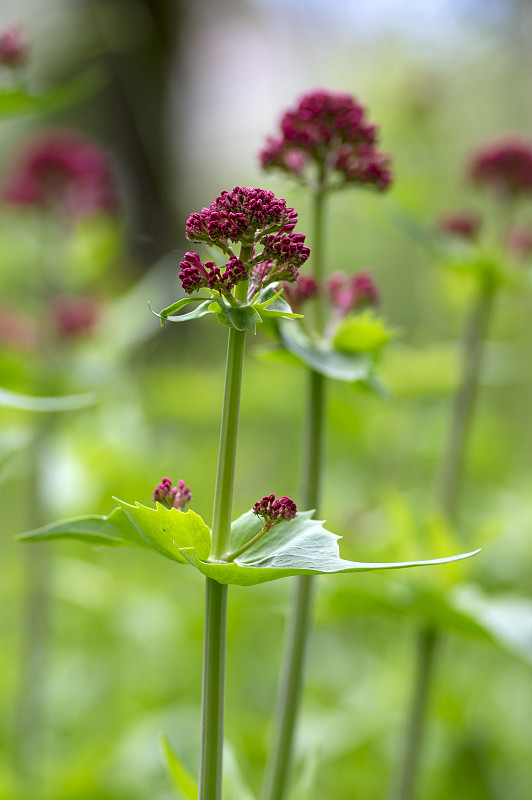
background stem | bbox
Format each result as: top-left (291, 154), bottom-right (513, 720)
top-left (199, 270), bottom-right (248, 800)
top-left (390, 275), bottom-right (496, 800)
top-left (391, 627), bottom-right (438, 800)
top-left (262, 186), bottom-right (326, 800)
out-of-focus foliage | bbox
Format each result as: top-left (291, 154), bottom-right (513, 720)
top-left (2, 1), bottom-right (532, 799)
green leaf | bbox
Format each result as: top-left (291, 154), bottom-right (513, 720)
top-left (120, 501), bottom-right (211, 564)
top-left (279, 321), bottom-right (374, 386)
top-left (215, 302), bottom-right (262, 334)
top-left (17, 507), bottom-right (149, 548)
top-left (184, 510), bottom-right (480, 587)
top-left (0, 386), bottom-right (97, 412)
top-left (159, 300), bottom-right (214, 323)
top-left (161, 735), bottom-right (198, 800)
top-left (155, 296), bottom-right (211, 320)
top-left (18, 503), bottom-right (479, 587)
top-left (332, 310), bottom-right (396, 355)
top-left (253, 284), bottom-right (302, 320)
top-left (0, 66), bottom-right (108, 119)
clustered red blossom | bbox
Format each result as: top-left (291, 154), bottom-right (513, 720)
top-left (252, 494), bottom-right (298, 530)
top-left (438, 212), bottom-right (481, 241)
top-left (153, 477), bottom-right (193, 511)
top-left (4, 130), bottom-right (118, 219)
top-left (50, 295), bottom-right (101, 339)
top-left (327, 270), bottom-right (379, 316)
top-left (0, 24), bottom-right (28, 68)
top-left (469, 138), bottom-right (532, 196)
top-left (179, 186), bottom-right (310, 299)
top-left (260, 89), bottom-right (392, 191)
top-left (281, 275), bottom-right (320, 312)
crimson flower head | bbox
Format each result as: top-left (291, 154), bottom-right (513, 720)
top-left (0, 23), bottom-right (28, 68)
top-left (153, 477), bottom-right (193, 511)
top-left (180, 186), bottom-right (310, 298)
top-left (4, 130), bottom-right (118, 219)
top-left (438, 211), bottom-right (481, 241)
top-left (260, 89), bottom-right (392, 191)
top-left (469, 137), bottom-right (532, 197)
top-left (327, 270), bottom-right (379, 315)
top-left (253, 494), bottom-right (297, 531)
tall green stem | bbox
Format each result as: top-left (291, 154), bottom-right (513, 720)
top-left (262, 186), bottom-right (326, 800)
top-left (390, 275), bottom-right (496, 800)
top-left (199, 272), bottom-right (249, 800)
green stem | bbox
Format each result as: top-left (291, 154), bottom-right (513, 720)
top-left (435, 276), bottom-right (496, 521)
top-left (390, 627), bottom-right (439, 800)
top-left (262, 185), bottom-right (326, 800)
top-left (391, 275), bottom-right (496, 800)
top-left (198, 259), bottom-right (249, 800)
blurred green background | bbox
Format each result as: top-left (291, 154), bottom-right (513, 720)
top-left (1, 1), bottom-right (532, 798)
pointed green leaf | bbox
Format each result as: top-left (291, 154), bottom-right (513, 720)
top-left (253, 284), bottom-right (302, 320)
top-left (16, 507), bottom-right (149, 549)
top-left (161, 735), bottom-right (198, 800)
top-left (182, 510), bottom-right (480, 587)
top-left (119, 501), bottom-right (211, 564)
top-left (279, 321), bottom-right (374, 385)
top-left (158, 300), bottom-right (214, 323)
top-left (156, 296), bottom-right (211, 319)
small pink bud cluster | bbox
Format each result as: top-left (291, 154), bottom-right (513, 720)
top-left (253, 493), bottom-right (297, 531)
top-left (4, 130), bottom-right (118, 220)
top-left (327, 270), bottom-right (379, 316)
top-left (260, 89), bottom-right (392, 191)
top-left (153, 477), bottom-right (193, 511)
top-left (438, 212), bottom-right (481, 241)
top-left (469, 138), bottom-right (532, 197)
top-left (179, 253), bottom-right (247, 295)
top-left (0, 24), bottom-right (28, 69)
top-left (180, 186), bottom-right (310, 298)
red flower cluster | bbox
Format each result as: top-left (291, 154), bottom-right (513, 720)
top-left (253, 494), bottom-right (297, 530)
top-left (4, 130), bottom-right (118, 219)
top-left (505, 226), bottom-right (532, 259)
top-left (179, 252), bottom-right (247, 295)
top-left (0, 24), bottom-right (28, 68)
top-left (327, 270), bottom-right (379, 315)
top-left (153, 477), bottom-right (193, 511)
top-left (438, 212), bottom-right (481, 241)
top-left (186, 186), bottom-right (299, 248)
top-left (469, 138), bottom-right (532, 196)
top-left (260, 89), bottom-right (392, 190)
top-left (181, 187), bottom-right (310, 298)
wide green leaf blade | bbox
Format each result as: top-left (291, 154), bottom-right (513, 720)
top-left (279, 321), bottom-right (373, 384)
top-left (17, 507), bottom-right (149, 548)
top-left (161, 735), bottom-right (198, 800)
top-left (119, 501), bottom-right (211, 565)
top-left (182, 511), bottom-right (480, 586)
